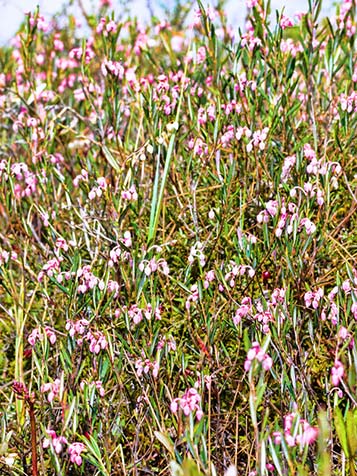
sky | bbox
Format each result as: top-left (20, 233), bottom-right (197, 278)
top-left (0, 0), bottom-right (336, 45)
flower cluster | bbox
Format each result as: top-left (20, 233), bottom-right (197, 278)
top-left (203, 270), bottom-right (215, 289)
top-left (138, 255), bottom-right (169, 276)
top-left (28, 326), bottom-right (56, 346)
top-left (43, 429), bottom-right (68, 454)
top-left (331, 360), bottom-right (344, 387)
top-left (135, 355), bottom-right (160, 378)
top-left (170, 387), bottom-right (203, 421)
top-left (257, 198), bottom-right (317, 237)
top-left (185, 284), bottom-right (199, 310)
top-left (68, 442), bottom-right (86, 466)
top-left (304, 288), bottom-right (324, 309)
top-left (65, 319), bottom-right (107, 354)
top-left (121, 184), bottom-right (138, 201)
top-left (0, 248), bottom-right (18, 265)
top-left (244, 342), bottom-right (273, 372)
top-left (41, 378), bottom-right (61, 403)
top-left (77, 265), bottom-right (105, 294)
top-left (188, 241), bottom-right (206, 267)
top-left (38, 257), bottom-right (62, 282)
top-left (233, 288), bottom-right (287, 333)
top-left (336, 0), bottom-right (356, 37)
top-left (127, 302), bottom-right (162, 325)
top-left (224, 261), bottom-right (255, 288)
top-left (157, 335), bottom-right (176, 352)
top-left (108, 231), bottom-right (132, 266)
top-left (273, 412), bottom-right (318, 447)
top-left (83, 330), bottom-right (108, 354)
top-left (88, 176), bottom-right (108, 201)
top-left (65, 318), bottom-right (90, 337)
top-left (80, 379), bottom-right (105, 397)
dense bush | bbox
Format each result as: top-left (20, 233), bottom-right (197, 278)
top-left (1, 0), bottom-right (357, 474)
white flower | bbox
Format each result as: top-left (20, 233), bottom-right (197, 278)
top-left (224, 466), bottom-right (237, 476)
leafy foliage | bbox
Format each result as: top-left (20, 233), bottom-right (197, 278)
top-left (1, 0), bottom-right (357, 475)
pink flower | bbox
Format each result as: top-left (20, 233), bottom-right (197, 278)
top-left (304, 288), bottom-right (323, 309)
top-left (204, 270), bottom-right (215, 289)
top-left (297, 421), bottom-right (318, 445)
top-left (244, 342), bottom-right (273, 372)
top-left (45, 326), bottom-right (56, 344)
top-left (68, 442), bottom-right (86, 466)
top-left (262, 355), bottom-right (273, 371)
top-left (65, 318), bottom-right (90, 337)
top-left (121, 184), bottom-right (138, 201)
top-left (28, 328), bottom-right (41, 346)
top-left (86, 331), bottom-right (107, 354)
top-left (38, 257), bottom-right (61, 282)
top-left (280, 15), bottom-right (294, 30)
top-left (135, 356), bottom-right (160, 378)
top-left (265, 200), bottom-right (278, 217)
top-left (196, 46), bottom-right (206, 64)
top-left (338, 326), bottom-right (349, 340)
top-left (185, 284), bottom-right (199, 310)
top-left (331, 360), bottom-right (344, 386)
top-left (342, 280), bottom-right (351, 293)
top-left (233, 297), bottom-right (252, 325)
top-left (301, 218), bottom-right (316, 235)
top-left (171, 388), bottom-right (203, 420)
top-left (43, 429), bottom-right (68, 454)
top-left (351, 302), bottom-right (357, 320)
top-left (80, 380), bottom-right (105, 397)
top-left (273, 431), bottom-right (282, 444)
top-left (273, 413), bottom-right (318, 448)
top-left (41, 378), bottom-right (61, 403)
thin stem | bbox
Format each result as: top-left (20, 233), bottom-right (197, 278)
top-left (29, 399), bottom-right (38, 476)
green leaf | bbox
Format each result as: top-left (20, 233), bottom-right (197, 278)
top-left (170, 461), bottom-right (184, 476)
top-left (346, 409), bottom-right (357, 456)
top-left (82, 435), bottom-right (110, 476)
top-left (102, 146), bottom-right (120, 171)
top-left (334, 407), bottom-right (349, 458)
top-left (317, 410), bottom-right (331, 476)
top-left (182, 457), bottom-right (203, 476)
top-left (268, 437), bottom-right (283, 476)
top-left (154, 431), bottom-right (175, 457)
